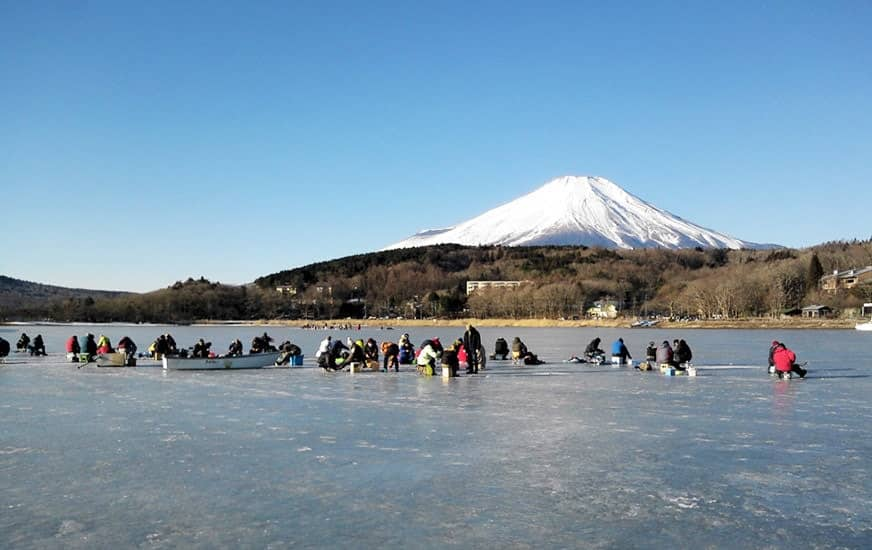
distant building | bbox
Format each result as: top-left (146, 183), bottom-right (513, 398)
top-left (275, 285), bottom-right (297, 295)
top-left (820, 266), bottom-right (872, 292)
top-left (587, 300), bottom-right (619, 319)
top-left (863, 303), bottom-right (872, 317)
top-left (801, 305), bottom-right (833, 318)
top-left (466, 280), bottom-right (527, 294)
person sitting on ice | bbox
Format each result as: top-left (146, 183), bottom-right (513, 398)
top-left (347, 338), bottom-right (366, 365)
top-left (771, 341), bottom-right (807, 379)
top-left (416, 339), bottom-right (441, 376)
top-left (398, 335), bottom-right (415, 365)
top-left (611, 338), bottom-right (632, 365)
top-left (96, 334), bottom-right (113, 355)
top-left (441, 341), bottom-right (460, 377)
top-left (29, 334), bottom-right (47, 356)
top-left (511, 337), bottom-right (528, 364)
top-left (584, 338), bottom-right (605, 362)
top-left (117, 336), bottom-right (137, 362)
top-left (673, 339), bottom-right (692, 366)
top-left (82, 334), bottom-right (98, 361)
top-left (66, 335), bottom-right (81, 361)
top-left (364, 338), bottom-right (379, 364)
top-left (637, 341), bottom-right (657, 370)
top-left (0, 337), bottom-right (10, 359)
top-left (275, 341), bottom-right (302, 365)
top-left (17, 333), bottom-right (30, 352)
top-left (656, 340), bottom-right (683, 371)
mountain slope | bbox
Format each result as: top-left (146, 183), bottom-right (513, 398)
top-left (0, 275), bottom-right (132, 309)
top-left (386, 176), bottom-right (769, 250)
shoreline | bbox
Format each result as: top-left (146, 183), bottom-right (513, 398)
top-left (195, 317), bottom-right (863, 330)
top-left (3, 318), bottom-right (862, 330)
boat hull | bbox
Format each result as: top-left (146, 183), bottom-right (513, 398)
top-left (162, 352), bottom-right (281, 370)
top-left (856, 322), bottom-right (872, 331)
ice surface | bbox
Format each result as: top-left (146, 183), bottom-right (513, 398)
top-left (1, 324), bottom-right (871, 548)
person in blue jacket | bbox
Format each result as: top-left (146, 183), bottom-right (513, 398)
top-left (611, 338), bottom-right (632, 364)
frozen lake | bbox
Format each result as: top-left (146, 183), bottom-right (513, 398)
top-left (2, 324), bottom-right (871, 548)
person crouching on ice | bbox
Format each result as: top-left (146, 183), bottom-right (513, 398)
top-left (772, 341), bottom-right (807, 379)
top-left (416, 340), bottom-right (440, 376)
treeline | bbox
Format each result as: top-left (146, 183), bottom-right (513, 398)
top-left (1, 278), bottom-right (297, 323)
top-left (3, 240), bottom-right (872, 322)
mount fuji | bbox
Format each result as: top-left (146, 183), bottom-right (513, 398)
top-left (386, 176), bottom-right (769, 250)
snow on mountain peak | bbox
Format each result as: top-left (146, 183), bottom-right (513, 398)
top-left (385, 175), bottom-right (767, 251)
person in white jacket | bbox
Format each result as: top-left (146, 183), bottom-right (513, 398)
top-left (315, 336), bottom-right (332, 359)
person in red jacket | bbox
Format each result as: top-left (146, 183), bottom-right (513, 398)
top-left (772, 342), bottom-right (807, 379)
top-left (66, 335), bottom-right (81, 355)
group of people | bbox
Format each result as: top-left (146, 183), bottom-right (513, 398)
top-left (63, 333), bottom-right (138, 363)
top-left (641, 339), bottom-right (693, 371)
top-left (568, 337), bottom-right (693, 370)
top-left (312, 325), bottom-right (553, 374)
top-left (8, 329), bottom-right (808, 379)
top-left (13, 333), bottom-right (46, 356)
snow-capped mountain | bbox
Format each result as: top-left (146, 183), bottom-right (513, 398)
top-left (386, 176), bottom-right (768, 250)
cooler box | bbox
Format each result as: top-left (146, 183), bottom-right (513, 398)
top-left (290, 354), bottom-right (304, 366)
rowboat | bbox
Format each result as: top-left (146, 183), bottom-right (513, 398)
top-left (856, 319), bottom-right (872, 331)
top-left (162, 352), bottom-right (281, 370)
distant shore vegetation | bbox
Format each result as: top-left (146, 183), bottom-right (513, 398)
top-left (2, 240), bottom-right (871, 326)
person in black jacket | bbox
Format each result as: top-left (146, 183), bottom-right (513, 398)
top-left (673, 339), bottom-right (693, 365)
top-left (83, 334), bottom-right (98, 361)
top-left (17, 333), bottom-right (30, 352)
top-left (441, 341), bottom-right (460, 377)
top-left (463, 324), bottom-right (482, 373)
top-left (493, 337), bottom-right (509, 360)
top-left (29, 334), bottom-right (46, 356)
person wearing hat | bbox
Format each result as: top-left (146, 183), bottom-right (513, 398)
top-left (645, 341), bottom-right (657, 365)
top-left (398, 334), bottom-right (415, 365)
top-left (768, 340), bottom-right (781, 369)
top-left (611, 337), bottom-right (632, 365)
top-left (656, 340), bottom-right (683, 370)
top-left (771, 341), bottom-right (807, 379)
top-left (346, 337), bottom-right (365, 365)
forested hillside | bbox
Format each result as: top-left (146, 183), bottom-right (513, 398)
top-left (3, 240), bottom-right (871, 323)
top-left (0, 276), bottom-right (130, 309)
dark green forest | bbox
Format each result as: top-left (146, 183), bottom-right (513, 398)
top-left (3, 240), bottom-right (872, 323)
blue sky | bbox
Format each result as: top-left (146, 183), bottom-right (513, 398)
top-left (2, 1), bottom-right (870, 292)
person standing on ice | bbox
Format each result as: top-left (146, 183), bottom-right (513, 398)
top-left (463, 323), bottom-right (482, 373)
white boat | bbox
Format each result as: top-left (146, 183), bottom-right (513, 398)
top-left (162, 352), bottom-right (281, 370)
top-left (856, 319), bottom-right (872, 331)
